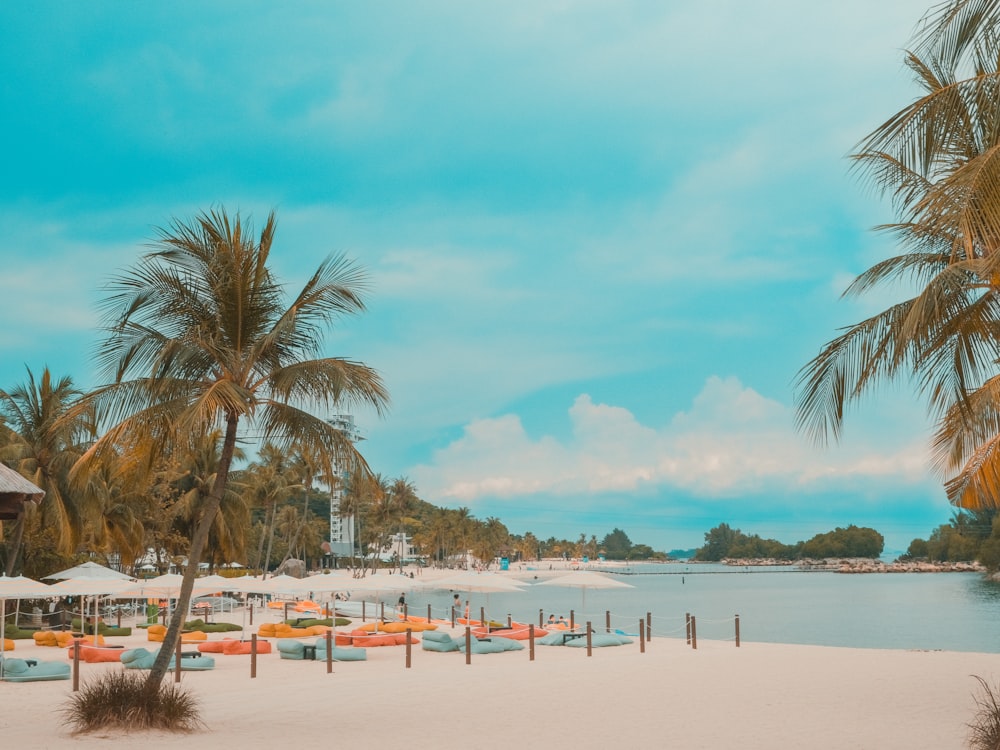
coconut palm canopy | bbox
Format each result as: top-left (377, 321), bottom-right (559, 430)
top-left (0, 462), bottom-right (43, 520)
top-left (70, 206), bottom-right (390, 688)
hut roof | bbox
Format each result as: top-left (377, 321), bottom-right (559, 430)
top-left (0, 463), bottom-right (44, 520)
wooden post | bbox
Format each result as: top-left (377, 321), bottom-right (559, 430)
top-left (464, 626), bottom-right (471, 666)
top-left (586, 621), bottom-right (592, 657)
top-left (251, 634), bottom-right (258, 678)
top-left (686, 612), bottom-right (691, 644)
top-left (605, 610), bottom-right (611, 633)
top-left (639, 620), bottom-right (645, 653)
top-left (117, 608), bottom-right (122, 628)
top-left (451, 607), bottom-right (456, 628)
top-left (480, 606), bottom-right (485, 628)
top-left (690, 616), bottom-right (697, 650)
top-left (570, 610), bottom-right (575, 630)
top-left (529, 624), bottom-right (535, 662)
top-left (646, 611), bottom-right (652, 641)
top-left (427, 604), bottom-right (432, 623)
top-left (362, 600), bottom-right (367, 622)
top-left (326, 630), bottom-right (333, 674)
top-left (539, 608), bottom-right (543, 627)
top-left (284, 602), bottom-right (289, 622)
top-left (72, 640), bottom-right (80, 692)
top-left (174, 634), bottom-right (182, 683)
top-left (507, 613), bottom-right (512, 628)
top-left (380, 602), bottom-right (385, 622)
top-left (735, 614), bottom-right (740, 647)
top-left (402, 603), bottom-right (408, 621)
top-left (405, 628), bottom-right (412, 669)
top-left (249, 602), bottom-right (254, 626)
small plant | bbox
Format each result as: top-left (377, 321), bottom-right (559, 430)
top-left (62, 671), bottom-right (203, 734)
top-left (968, 675), bottom-right (1000, 750)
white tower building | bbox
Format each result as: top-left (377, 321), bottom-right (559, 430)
top-left (327, 414), bottom-right (362, 560)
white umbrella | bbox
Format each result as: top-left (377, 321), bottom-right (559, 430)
top-left (0, 575), bottom-right (52, 677)
top-left (535, 570), bottom-right (634, 610)
top-left (426, 570), bottom-right (526, 624)
top-left (47, 578), bottom-right (136, 637)
top-left (429, 570), bottom-right (528, 594)
top-left (282, 572), bottom-right (351, 596)
top-left (44, 561), bottom-right (133, 581)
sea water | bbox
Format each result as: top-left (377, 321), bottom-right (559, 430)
top-left (401, 564), bottom-right (1000, 653)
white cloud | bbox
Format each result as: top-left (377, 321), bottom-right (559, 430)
top-left (411, 375), bottom-right (934, 505)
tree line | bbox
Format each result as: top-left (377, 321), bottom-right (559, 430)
top-left (693, 523), bottom-right (885, 561)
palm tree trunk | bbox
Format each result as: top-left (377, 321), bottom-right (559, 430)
top-left (145, 415), bottom-right (239, 690)
top-left (263, 502), bottom-right (277, 579)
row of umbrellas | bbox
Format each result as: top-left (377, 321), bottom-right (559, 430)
top-left (2, 562), bottom-right (634, 598)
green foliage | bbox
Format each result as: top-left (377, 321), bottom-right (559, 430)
top-left (600, 528), bottom-right (632, 559)
top-left (693, 523), bottom-right (884, 561)
top-left (62, 670), bottom-right (203, 734)
top-left (904, 510), bottom-right (1000, 566)
top-left (799, 526), bottom-right (884, 559)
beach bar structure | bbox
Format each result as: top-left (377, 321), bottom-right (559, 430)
top-left (0, 462), bottom-right (44, 521)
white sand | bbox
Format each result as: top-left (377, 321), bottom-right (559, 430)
top-left (1, 612), bottom-right (998, 750)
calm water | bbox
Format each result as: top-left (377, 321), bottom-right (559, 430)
top-left (400, 564), bottom-right (1000, 653)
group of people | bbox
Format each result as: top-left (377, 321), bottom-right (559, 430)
top-left (547, 614), bottom-right (568, 626)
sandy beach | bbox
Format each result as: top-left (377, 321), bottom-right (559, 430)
top-left (1, 595), bottom-right (998, 750)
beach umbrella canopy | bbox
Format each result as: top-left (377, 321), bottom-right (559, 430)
top-left (282, 572), bottom-right (352, 596)
top-left (256, 574), bottom-right (304, 596)
top-left (43, 561), bottom-right (134, 581)
top-left (429, 570), bottom-right (528, 594)
top-left (118, 573), bottom-right (218, 599)
top-left (535, 570), bottom-right (634, 610)
top-left (0, 575), bottom-right (51, 676)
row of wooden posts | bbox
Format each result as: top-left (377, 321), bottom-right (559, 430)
top-left (69, 611), bottom-right (741, 690)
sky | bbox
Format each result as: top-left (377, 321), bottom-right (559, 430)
top-left (0, 1), bottom-right (956, 555)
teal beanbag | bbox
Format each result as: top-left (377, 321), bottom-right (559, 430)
top-left (277, 639), bottom-right (305, 660)
top-left (422, 636), bottom-right (461, 652)
top-left (563, 633), bottom-right (633, 647)
top-left (1, 657), bottom-right (71, 682)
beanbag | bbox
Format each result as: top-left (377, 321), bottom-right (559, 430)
top-left (277, 639), bottom-right (305, 660)
top-left (222, 639), bottom-right (271, 655)
top-left (0, 657), bottom-right (71, 682)
top-left (563, 633), bottom-right (633, 648)
top-left (421, 632), bottom-right (461, 652)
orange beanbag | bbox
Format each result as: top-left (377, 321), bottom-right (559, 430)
top-left (222, 639), bottom-right (271, 655)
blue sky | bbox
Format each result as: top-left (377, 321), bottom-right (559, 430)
top-left (0, 1), bottom-right (951, 554)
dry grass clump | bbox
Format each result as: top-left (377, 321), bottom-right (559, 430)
top-left (62, 671), bottom-right (203, 734)
top-left (968, 675), bottom-right (1000, 750)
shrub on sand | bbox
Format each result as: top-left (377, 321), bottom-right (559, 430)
top-left (62, 671), bottom-right (203, 734)
top-left (968, 675), bottom-right (1000, 750)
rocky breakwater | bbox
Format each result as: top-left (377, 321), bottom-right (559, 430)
top-left (723, 558), bottom-right (986, 573)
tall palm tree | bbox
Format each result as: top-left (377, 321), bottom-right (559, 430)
top-left (0, 367), bottom-right (91, 574)
top-left (795, 1), bottom-right (1000, 509)
top-left (76, 207), bottom-right (389, 688)
top-left (244, 443), bottom-right (300, 574)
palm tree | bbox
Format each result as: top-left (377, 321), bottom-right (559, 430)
top-left (795, 1), bottom-right (1000, 509)
top-left (244, 443), bottom-right (300, 574)
top-left (0, 367), bottom-right (91, 574)
top-left (170, 430), bottom-right (248, 571)
top-left (76, 207), bottom-right (389, 688)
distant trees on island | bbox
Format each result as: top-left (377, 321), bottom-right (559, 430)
top-left (690, 510), bottom-right (1000, 569)
top-left (692, 523), bottom-right (884, 562)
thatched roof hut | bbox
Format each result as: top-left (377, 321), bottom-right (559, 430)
top-left (0, 463), bottom-right (43, 520)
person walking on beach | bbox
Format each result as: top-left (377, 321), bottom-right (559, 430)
top-left (453, 593), bottom-right (461, 612)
